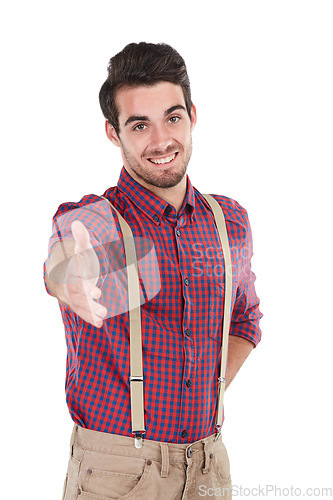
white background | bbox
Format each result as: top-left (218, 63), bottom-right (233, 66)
top-left (1, 1), bottom-right (332, 498)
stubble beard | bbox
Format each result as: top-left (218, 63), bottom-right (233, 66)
top-left (119, 138), bottom-right (192, 189)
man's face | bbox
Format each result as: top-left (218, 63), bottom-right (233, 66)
top-left (106, 81), bottom-right (197, 190)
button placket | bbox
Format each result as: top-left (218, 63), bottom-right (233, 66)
top-left (177, 223), bottom-right (195, 451)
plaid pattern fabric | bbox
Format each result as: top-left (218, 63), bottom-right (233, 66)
top-left (43, 166), bottom-right (263, 443)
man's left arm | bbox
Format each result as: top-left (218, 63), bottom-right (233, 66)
top-left (225, 207), bottom-right (263, 389)
top-left (226, 335), bottom-right (254, 388)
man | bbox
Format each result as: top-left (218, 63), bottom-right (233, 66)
top-left (44, 42), bottom-right (263, 499)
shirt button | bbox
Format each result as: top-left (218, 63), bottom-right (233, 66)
top-left (186, 379), bottom-right (192, 387)
top-left (181, 430), bottom-right (188, 438)
top-left (185, 329), bottom-right (191, 337)
top-left (153, 214), bottom-right (159, 222)
top-left (176, 229), bottom-right (181, 236)
top-left (184, 278), bottom-right (189, 286)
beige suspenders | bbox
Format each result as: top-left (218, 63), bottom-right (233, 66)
top-left (100, 194), bottom-right (232, 448)
top-left (202, 194), bottom-right (233, 441)
top-left (100, 196), bottom-right (145, 448)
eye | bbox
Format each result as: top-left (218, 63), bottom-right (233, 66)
top-left (133, 123), bottom-right (147, 131)
top-left (168, 115), bottom-right (180, 124)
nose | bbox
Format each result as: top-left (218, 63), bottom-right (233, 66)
top-left (149, 124), bottom-right (173, 153)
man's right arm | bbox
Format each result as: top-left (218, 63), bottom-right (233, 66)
top-left (44, 220), bottom-right (107, 328)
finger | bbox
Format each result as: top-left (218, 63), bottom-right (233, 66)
top-left (68, 283), bottom-right (103, 304)
top-left (73, 296), bottom-right (108, 319)
top-left (73, 305), bottom-right (104, 328)
top-left (67, 288), bottom-right (106, 312)
top-left (90, 286), bottom-right (102, 300)
top-left (77, 301), bottom-right (108, 319)
top-left (71, 220), bottom-right (93, 254)
top-left (66, 288), bottom-right (107, 318)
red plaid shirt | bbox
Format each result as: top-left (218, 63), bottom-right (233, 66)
top-left (43, 166), bottom-right (263, 443)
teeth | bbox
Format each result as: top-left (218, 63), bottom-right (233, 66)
top-left (149, 153), bottom-right (176, 164)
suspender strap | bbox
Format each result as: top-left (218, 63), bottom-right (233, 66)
top-left (202, 194), bottom-right (233, 435)
top-left (100, 196), bottom-right (145, 448)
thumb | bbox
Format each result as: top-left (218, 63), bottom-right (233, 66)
top-left (71, 220), bottom-right (93, 255)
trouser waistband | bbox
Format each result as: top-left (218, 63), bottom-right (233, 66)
top-left (70, 424), bottom-right (222, 478)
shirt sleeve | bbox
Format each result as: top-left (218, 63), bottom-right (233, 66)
top-left (229, 207), bottom-right (263, 347)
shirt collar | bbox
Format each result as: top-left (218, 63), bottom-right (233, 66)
top-left (116, 166), bottom-right (196, 224)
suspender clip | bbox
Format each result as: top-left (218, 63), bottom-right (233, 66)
top-left (130, 376), bottom-right (144, 382)
top-left (214, 425), bottom-right (222, 442)
top-left (218, 376), bottom-right (226, 386)
top-left (134, 431), bottom-right (145, 449)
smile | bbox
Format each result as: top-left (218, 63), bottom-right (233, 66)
top-left (148, 153), bottom-right (178, 165)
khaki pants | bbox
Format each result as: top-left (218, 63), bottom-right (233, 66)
top-left (62, 424), bottom-right (232, 499)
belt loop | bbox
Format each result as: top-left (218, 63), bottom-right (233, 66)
top-left (201, 440), bottom-right (210, 474)
top-left (159, 443), bottom-right (169, 478)
top-left (69, 424), bottom-right (78, 458)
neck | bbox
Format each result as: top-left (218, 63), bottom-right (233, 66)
top-left (127, 168), bottom-right (188, 215)
top-left (145, 176), bottom-right (187, 215)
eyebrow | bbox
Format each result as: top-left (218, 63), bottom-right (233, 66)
top-left (124, 104), bottom-right (187, 127)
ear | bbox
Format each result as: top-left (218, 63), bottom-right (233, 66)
top-left (105, 120), bottom-right (121, 147)
top-left (190, 104), bottom-right (197, 131)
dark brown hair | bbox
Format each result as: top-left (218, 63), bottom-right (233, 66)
top-left (99, 42), bottom-right (193, 135)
